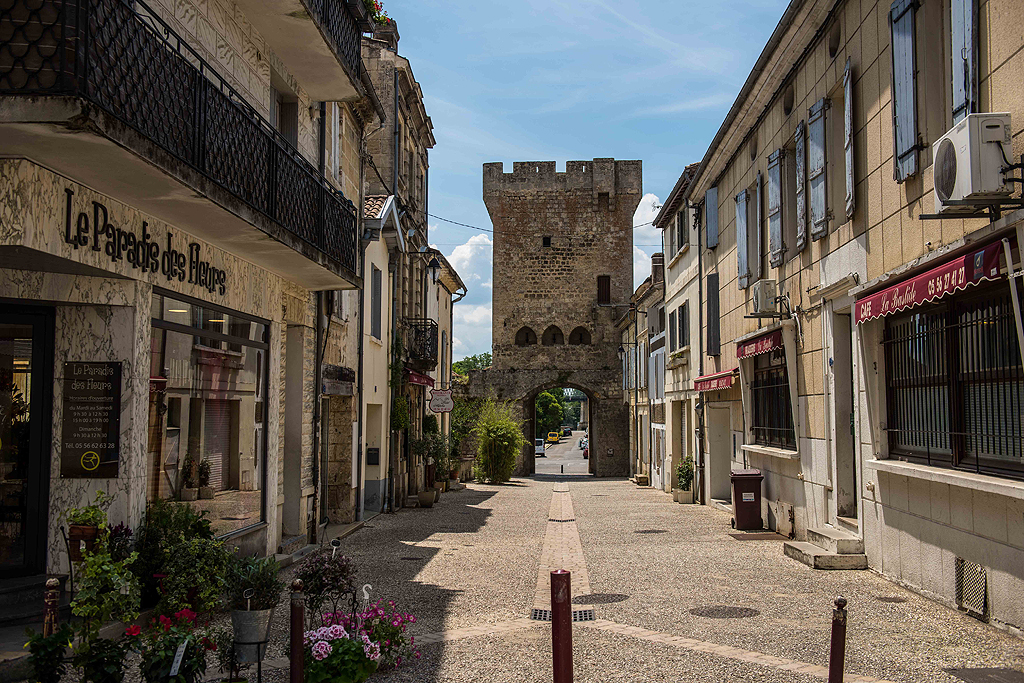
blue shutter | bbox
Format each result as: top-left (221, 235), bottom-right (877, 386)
top-left (705, 187), bottom-right (719, 249)
top-left (794, 121), bottom-right (807, 252)
top-left (707, 273), bottom-right (720, 356)
top-left (681, 300), bottom-right (690, 348)
top-left (669, 310), bottom-right (677, 351)
top-left (736, 188), bottom-right (749, 288)
top-left (844, 59), bottom-right (855, 219)
top-left (951, 0), bottom-right (976, 124)
top-left (768, 150), bottom-right (783, 267)
top-left (808, 98), bottom-right (829, 240)
top-left (751, 172), bottom-right (763, 282)
top-left (891, 0), bottom-right (918, 181)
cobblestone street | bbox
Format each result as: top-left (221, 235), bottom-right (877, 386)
top-left (309, 477), bottom-right (1024, 682)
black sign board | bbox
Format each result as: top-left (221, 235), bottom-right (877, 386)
top-left (61, 362), bottom-right (121, 478)
top-left (366, 447), bottom-right (380, 466)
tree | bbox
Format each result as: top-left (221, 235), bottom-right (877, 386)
top-left (535, 392), bottom-right (564, 437)
top-left (452, 352), bottom-right (491, 376)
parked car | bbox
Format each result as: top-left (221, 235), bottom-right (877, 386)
top-left (547, 431), bottom-right (561, 444)
top-left (562, 427), bottom-right (572, 436)
top-left (535, 438), bottom-right (545, 456)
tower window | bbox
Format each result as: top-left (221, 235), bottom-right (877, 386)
top-left (543, 236), bottom-right (552, 248)
top-left (597, 276), bottom-right (611, 305)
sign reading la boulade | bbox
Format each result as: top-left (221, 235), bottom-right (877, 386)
top-left (62, 189), bottom-right (227, 295)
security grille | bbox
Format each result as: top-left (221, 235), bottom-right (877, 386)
top-left (547, 518), bottom-right (575, 523)
top-left (750, 348), bottom-right (796, 449)
top-left (955, 556), bottom-right (987, 618)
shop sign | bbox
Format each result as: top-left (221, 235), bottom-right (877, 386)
top-left (736, 330), bottom-right (783, 359)
top-left (62, 189), bottom-right (227, 295)
top-left (61, 362), bottom-right (121, 478)
top-left (694, 370), bottom-right (736, 393)
top-left (428, 389), bottom-right (454, 413)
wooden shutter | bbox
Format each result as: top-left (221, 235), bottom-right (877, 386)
top-left (808, 98), bottom-right (829, 240)
top-left (705, 187), bottom-right (719, 249)
top-left (752, 172), bottom-right (763, 281)
top-left (794, 121), bottom-right (807, 252)
top-left (203, 400), bottom-right (231, 491)
top-left (707, 274), bottom-right (720, 356)
top-left (736, 189), bottom-right (749, 288)
top-left (370, 266), bottom-right (382, 339)
top-left (768, 150), bottom-right (784, 267)
top-left (891, 0), bottom-right (918, 181)
top-left (669, 310), bottom-right (677, 351)
top-left (597, 276), bottom-right (611, 304)
top-left (951, 0), bottom-right (976, 124)
top-left (844, 59), bottom-right (855, 219)
top-left (677, 211), bottom-right (687, 250)
top-left (681, 300), bottom-right (690, 348)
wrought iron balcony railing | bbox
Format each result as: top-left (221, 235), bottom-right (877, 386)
top-left (0, 0), bottom-right (358, 276)
top-left (404, 318), bottom-right (439, 371)
top-left (302, 0), bottom-right (366, 82)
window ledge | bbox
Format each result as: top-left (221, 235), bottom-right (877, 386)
top-left (668, 244), bottom-right (689, 268)
top-left (741, 444), bottom-right (799, 460)
top-left (867, 459), bottom-right (1024, 501)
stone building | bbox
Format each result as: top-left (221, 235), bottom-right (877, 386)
top-left (671, 0), bottom-right (1024, 632)
top-left (467, 159), bottom-right (641, 477)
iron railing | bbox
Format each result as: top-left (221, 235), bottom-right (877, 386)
top-left (883, 287), bottom-right (1024, 479)
top-left (302, 0), bottom-right (365, 81)
top-left (750, 349), bottom-right (796, 449)
top-left (0, 0), bottom-right (358, 276)
top-left (403, 318), bottom-right (438, 370)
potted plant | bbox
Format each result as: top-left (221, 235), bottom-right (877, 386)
top-left (303, 623), bottom-right (378, 683)
top-left (25, 623), bottom-right (73, 683)
top-left (66, 490), bottom-right (114, 562)
top-left (295, 547), bottom-right (356, 628)
top-left (675, 455), bottom-right (695, 504)
top-left (157, 535), bottom-right (228, 617)
top-left (180, 450), bottom-right (198, 502)
top-left (129, 609), bottom-right (214, 683)
top-left (210, 626), bottom-right (250, 682)
top-left (416, 489), bottom-right (434, 508)
top-left (225, 555), bottom-right (284, 663)
top-left (198, 459), bottom-right (214, 500)
top-left (71, 541), bottom-right (141, 643)
top-left (74, 634), bottom-right (131, 683)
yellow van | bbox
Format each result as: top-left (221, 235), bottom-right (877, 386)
top-left (546, 431), bottom-right (561, 444)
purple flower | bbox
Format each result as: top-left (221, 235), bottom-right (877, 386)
top-left (312, 641), bottom-right (333, 661)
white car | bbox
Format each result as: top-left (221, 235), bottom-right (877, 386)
top-left (535, 438), bottom-right (545, 457)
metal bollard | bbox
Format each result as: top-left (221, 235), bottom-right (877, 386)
top-left (828, 596), bottom-right (848, 683)
top-left (550, 569), bottom-right (573, 683)
top-left (290, 579), bottom-right (304, 683)
top-left (42, 578), bottom-right (60, 637)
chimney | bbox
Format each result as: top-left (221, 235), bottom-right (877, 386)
top-left (651, 252), bottom-right (665, 286)
top-left (374, 20), bottom-right (399, 51)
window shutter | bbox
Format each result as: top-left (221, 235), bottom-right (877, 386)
top-left (707, 274), bottom-right (720, 356)
top-left (370, 266), bottom-right (382, 339)
top-left (768, 150), bottom-right (784, 267)
top-left (331, 103), bottom-right (340, 180)
top-left (669, 310), bottom-right (677, 351)
top-left (951, 0), bottom-right (976, 124)
top-left (597, 275), bottom-right (611, 304)
top-left (681, 300), bottom-right (690, 348)
top-left (736, 189), bottom-right (749, 288)
top-left (844, 59), bottom-right (855, 219)
top-left (752, 172), bottom-right (763, 281)
top-left (890, 0), bottom-right (919, 181)
top-left (808, 98), bottom-right (829, 240)
top-left (794, 121), bottom-right (807, 252)
top-left (705, 187), bottom-right (719, 249)
top-left (677, 211), bottom-right (687, 250)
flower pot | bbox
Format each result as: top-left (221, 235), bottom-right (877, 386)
top-left (231, 608), bottom-right (274, 663)
top-left (67, 524), bottom-right (99, 562)
top-left (180, 487), bottom-right (198, 501)
top-left (677, 488), bottom-right (694, 504)
top-left (672, 489), bottom-right (681, 503)
top-left (417, 490), bottom-right (434, 508)
top-left (199, 486), bottom-right (215, 500)
top-left (449, 478), bottom-right (458, 489)
top-left (449, 468), bottom-right (459, 480)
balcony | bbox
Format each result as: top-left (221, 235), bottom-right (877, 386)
top-left (404, 318), bottom-right (438, 372)
top-left (0, 0), bottom-right (358, 288)
top-left (234, 0), bottom-right (369, 101)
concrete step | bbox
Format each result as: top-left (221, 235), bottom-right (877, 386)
top-left (806, 526), bottom-right (864, 554)
top-left (784, 541), bottom-right (868, 570)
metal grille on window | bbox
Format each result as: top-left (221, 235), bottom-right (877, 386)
top-left (751, 348), bottom-right (796, 449)
top-left (955, 557), bottom-right (987, 618)
top-left (882, 289), bottom-right (1024, 478)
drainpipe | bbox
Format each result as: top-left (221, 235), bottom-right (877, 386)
top-left (388, 251), bottom-right (401, 513)
top-left (693, 200), bottom-right (706, 506)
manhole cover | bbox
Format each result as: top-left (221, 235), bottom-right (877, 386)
top-left (635, 529), bottom-right (667, 535)
top-left (945, 668), bottom-right (1024, 683)
top-left (876, 596), bottom-right (907, 603)
top-left (689, 605), bottom-right (760, 619)
top-left (574, 593), bottom-right (629, 604)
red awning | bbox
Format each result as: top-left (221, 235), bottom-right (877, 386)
top-left (406, 370), bottom-right (435, 388)
top-left (694, 368), bottom-right (738, 393)
top-left (855, 242), bottom-right (1003, 324)
top-left (736, 329), bottom-right (783, 359)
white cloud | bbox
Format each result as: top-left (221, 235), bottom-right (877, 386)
top-left (445, 234), bottom-right (495, 358)
top-left (633, 246), bottom-right (653, 289)
top-left (454, 304), bottom-right (492, 327)
top-left (447, 233), bottom-right (492, 277)
top-left (637, 92), bottom-right (735, 117)
top-left (632, 193), bottom-right (662, 289)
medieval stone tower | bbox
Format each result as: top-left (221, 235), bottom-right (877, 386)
top-left (467, 158), bottom-right (641, 476)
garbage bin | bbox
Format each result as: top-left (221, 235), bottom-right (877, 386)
top-left (730, 469), bottom-right (763, 530)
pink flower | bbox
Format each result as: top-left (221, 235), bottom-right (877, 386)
top-left (125, 625), bottom-right (141, 637)
top-left (326, 624), bottom-right (348, 641)
top-left (312, 640), bottom-right (333, 661)
top-left (174, 608), bottom-right (197, 623)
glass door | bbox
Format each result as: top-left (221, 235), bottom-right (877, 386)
top-left (0, 307), bottom-right (52, 577)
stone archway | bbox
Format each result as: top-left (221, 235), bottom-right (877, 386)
top-left (524, 382), bottom-right (597, 476)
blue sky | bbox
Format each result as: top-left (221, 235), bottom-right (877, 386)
top-left (392, 0), bottom-right (789, 359)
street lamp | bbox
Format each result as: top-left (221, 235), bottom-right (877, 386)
top-left (426, 256), bottom-right (441, 284)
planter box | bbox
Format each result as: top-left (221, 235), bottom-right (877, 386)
top-left (67, 524), bottom-right (99, 562)
top-left (417, 490), bottom-right (434, 508)
top-left (199, 486), bottom-right (215, 500)
top-left (180, 488), bottom-right (198, 501)
top-left (676, 488), bottom-right (694, 504)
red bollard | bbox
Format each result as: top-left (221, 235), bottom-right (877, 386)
top-left (551, 569), bottom-right (573, 683)
top-left (290, 579), bottom-right (305, 683)
top-left (828, 596), bottom-right (847, 683)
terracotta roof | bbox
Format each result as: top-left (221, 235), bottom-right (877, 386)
top-left (364, 195), bottom-right (388, 220)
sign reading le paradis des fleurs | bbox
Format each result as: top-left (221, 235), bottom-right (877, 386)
top-left (61, 362), bottom-right (122, 478)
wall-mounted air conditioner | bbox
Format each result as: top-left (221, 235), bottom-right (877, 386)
top-left (933, 113), bottom-right (1014, 215)
top-left (751, 279), bottom-right (777, 315)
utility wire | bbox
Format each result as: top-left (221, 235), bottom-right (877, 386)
top-left (427, 212), bottom-right (658, 235)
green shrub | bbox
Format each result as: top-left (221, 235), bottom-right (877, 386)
top-left (676, 455), bottom-right (694, 491)
top-left (473, 400), bottom-right (525, 484)
top-left (133, 500), bottom-right (213, 608)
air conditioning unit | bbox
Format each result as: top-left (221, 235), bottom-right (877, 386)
top-left (933, 113), bottom-right (1014, 214)
top-left (751, 279), bottom-right (777, 315)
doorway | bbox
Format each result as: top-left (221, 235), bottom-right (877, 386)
top-left (832, 312), bottom-right (857, 520)
top-left (0, 306), bottom-right (53, 577)
top-left (706, 405), bottom-right (732, 502)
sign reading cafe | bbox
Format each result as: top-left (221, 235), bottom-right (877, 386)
top-left (62, 189), bottom-right (228, 295)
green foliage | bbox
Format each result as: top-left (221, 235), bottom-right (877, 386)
top-left (449, 396), bottom-right (477, 451)
top-left (133, 500), bottom-right (213, 608)
top-left (676, 455), bottom-right (694, 491)
top-left (197, 459), bottom-right (212, 488)
top-left (390, 394), bottom-right (410, 432)
top-left (473, 400), bottom-right (525, 484)
top-left (423, 414), bottom-right (438, 434)
top-left (210, 626), bottom-right (251, 679)
top-left (451, 353), bottom-right (491, 376)
top-left (295, 547), bottom-right (356, 624)
top-left (72, 548), bottom-right (141, 643)
top-left (180, 450), bottom-right (197, 490)
top-left (225, 554), bottom-right (284, 611)
top-left (304, 633), bottom-right (376, 683)
top-left (130, 610), bottom-right (211, 683)
top-left (25, 623), bottom-right (73, 683)
top-left (413, 433), bottom-right (449, 475)
top-left (157, 536), bottom-right (229, 616)
top-left (65, 490), bottom-right (114, 528)
top-left (534, 392), bottom-right (564, 438)
top-left (74, 635), bottom-right (130, 683)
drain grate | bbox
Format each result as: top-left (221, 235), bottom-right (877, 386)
top-left (689, 605), bottom-right (760, 619)
top-left (530, 608), bottom-right (596, 622)
top-left (955, 557), bottom-right (988, 618)
top-left (876, 595), bottom-right (907, 603)
top-left (548, 518), bottom-right (576, 523)
top-left (635, 529), bottom-right (667, 534)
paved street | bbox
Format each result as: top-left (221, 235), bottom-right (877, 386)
top-left (318, 477), bottom-right (1024, 682)
top-left (535, 431), bottom-right (591, 476)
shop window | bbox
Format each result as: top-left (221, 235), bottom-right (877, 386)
top-left (149, 291), bottom-right (269, 536)
top-left (751, 348), bottom-right (796, 449)
top-left (882, 288), bottom-right (1023, 479)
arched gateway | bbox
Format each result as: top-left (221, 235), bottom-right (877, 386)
top-left (465, 159), bottom-right (641, 476)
